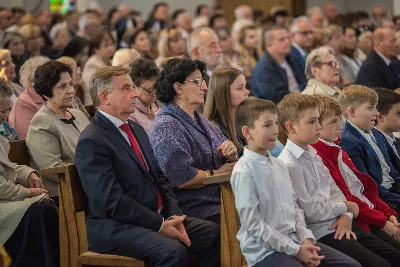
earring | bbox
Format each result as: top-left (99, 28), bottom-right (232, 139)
top-left (178, 94), bottom-right (182, 100)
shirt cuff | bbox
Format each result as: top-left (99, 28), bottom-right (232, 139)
top-left (158, 217), bottom-right (164, 233)
top-left (334, 201), bottom-right (348, 217)
top-left (343, 212), bottom-right (353, 220)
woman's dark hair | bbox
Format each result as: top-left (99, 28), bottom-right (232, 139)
top-left (34, 60), bottom-right (72, 101)
top-left (62, 36), bottom-right (89, 58)
top-left (2, 31), bottom-right (25, 50)
top-left (89, 29), bottom-right (115, 55)
top-left (130, 58), bottom-right (159, 86)
top-left (155, 58), bottom-right (206, 103)
top-left (209, 14), bottom-right (225, 28)
top-left (148, 2), bottom-right (168, 20)
top-left (129, 27), bottom-right (146, 46)
top-left (172, 9), bottom-right (186, 21)
top-left (195, 4), bottom-right (208, 17)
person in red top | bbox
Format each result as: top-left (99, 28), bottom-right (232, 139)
top-left (311, 94), bottom-right (400, 250)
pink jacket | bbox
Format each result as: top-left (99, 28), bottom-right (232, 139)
top-left (8, 87), bottom-right (44, 139)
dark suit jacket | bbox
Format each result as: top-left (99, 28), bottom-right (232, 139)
top-left (290, 45), bottom-right (307, 81)
top-left (356, 50), bottom-right (400, 89)
top-left (74, 111), bottom-right (183, 253)
top-left (251, 51), bottom-right (306, 103)
top-left (339, 121), bottom-right (400, 205)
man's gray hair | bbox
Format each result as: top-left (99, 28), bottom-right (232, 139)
top-left (19, 56), bottom-right (49, 88)
top-left (290, 16), bottom-right (310, 33)
top-left (305, 46), bottom-right (335, 79)
top-left (89, 66), bottom-right (130, 107)
top-left (0, 78), bottom-right (12, 102)
top-left (187, 27), bottom-right (216, 57)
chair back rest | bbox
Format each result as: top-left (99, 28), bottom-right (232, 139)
top-left (8, 139), bottom-right (30, 166)
top-left (59, 165), bottom-right (89, 267)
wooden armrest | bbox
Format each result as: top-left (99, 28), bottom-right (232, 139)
top-left (39, 163), bottom-right (74, 176)
top-left (203, 171), bottom-right (232, 185)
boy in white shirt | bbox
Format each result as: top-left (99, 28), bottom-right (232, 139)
top-left (277, 93), bottom-right (395, 267)
top-left (231, 97), bottom-right (360, 267)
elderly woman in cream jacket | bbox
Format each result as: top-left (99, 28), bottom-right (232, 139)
top-left (302, 46), bottom-right (342, 99)
top-left (26, 61), bottom-right (89, 199)
top-left (0, 134), bottom-right (59, 266)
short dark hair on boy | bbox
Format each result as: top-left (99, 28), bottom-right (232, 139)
top-left (277, 93), bottom-right (319, 134)
top-left (375, 88), bottom-right (400, 116)
top-left (338, 84), bottom-right (378, 118)
top-left (235, 97), bottom-right (277, 135)
top-left (314, 94), bottom-right (342, 122)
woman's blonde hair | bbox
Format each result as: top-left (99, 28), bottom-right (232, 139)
top-left (0, 49), bottom-right (10, 62)
top-left (157, 28), bottom-right (184, 59)
top-left (204, 67), bottom-right (243, 151)
top-left (19, 24), bottom-right (41, 40)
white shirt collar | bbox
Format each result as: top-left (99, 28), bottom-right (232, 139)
top-left (347, 120), bottom-right (371, 135)
top-left (243, 147), bottom-right (271, 164)
top-left (206, 69), bottom-right (212, 77)
top-left (319, 138), bottom-right (340, 148)
top-left (375, 127), bottom-right (395, 144)
top-left (285, 139), bottom-right (316, 159)
top-left (292, 42), bottom-right (307, 58)
top-left (98, 109), bottom-right (126, 129)
top-left (376, 50), bottom-right (391, 66)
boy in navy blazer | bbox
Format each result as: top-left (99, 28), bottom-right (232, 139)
top-left (339, 85), bottom-right (400, 213)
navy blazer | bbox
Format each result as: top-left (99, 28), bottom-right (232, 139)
top-left (290, 45), bottom-right (307, 80)
top-left (339, 121), bottom-right (400, 205)
top-left (74, 111), bottom-right (183, 253)
top-left (356, 50), bottom-right (400, 89)
top-left (251, 51), bottom-right (306, 103)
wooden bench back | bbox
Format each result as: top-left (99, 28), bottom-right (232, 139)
top-left (56, 164), bottom-right (89, 267)
top-left (8, 139), bottom-right (30, 166)
top-left (204, 173), bottom-right (247, 267)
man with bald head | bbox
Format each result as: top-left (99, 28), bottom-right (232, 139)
top-left (356, 28), bottom-right (400, 89)
top-left (234, 5), bottom-right (253, 21)
top-left (373, 6), bottom-right (387, 26)
top-left (188, 27), bottom-right (222, 83)
top-left (324, 2), bottom-right (338, 23)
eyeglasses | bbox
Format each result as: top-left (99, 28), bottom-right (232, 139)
top-left (184, 77), bottom-right (206, 86)
top-left (318, 61), bottom-right (340, 69)
top-left (138, 85), bottom-right (156, 94)
top-left (297, 30), bottom-right (313, 36)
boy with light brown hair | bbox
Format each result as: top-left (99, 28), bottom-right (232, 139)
top-left (278, 93), bottom-right (398, 267)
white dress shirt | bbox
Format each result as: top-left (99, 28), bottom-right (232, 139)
top-left (231, 148), bottom-right (315, 267)
top-left (280, 61), bottom-right (300, 93)
top-left (278, 140), bottom-right (351, 240)
top-left (348, 121), bottom-right (394, 189)
top-left (376, 128), bottom-right (400, 158)
top-left (320, 139), bottom-right (374, 208)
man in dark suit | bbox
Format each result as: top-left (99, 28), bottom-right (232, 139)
top-left (289, 16), bottom-right (313, 78)
top-left (356, 28), bottom-right (400, 89)
top-left (252, 27), bottom-right (306, 103)
top-left (74, 66), bottom-right (220, 267)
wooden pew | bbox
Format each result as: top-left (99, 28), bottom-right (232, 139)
top-left (204, 172), bottom-right (247, 267)
top-left (40, 164), bottom-right (145, 267)
top-left (8, 139), bottom-right (30, 166)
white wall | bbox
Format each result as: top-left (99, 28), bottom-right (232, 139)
top-left (307, 0), bottom-right (393, 16)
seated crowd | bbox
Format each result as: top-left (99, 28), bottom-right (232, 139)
top-left (2, 2), bottom-right (400, 267)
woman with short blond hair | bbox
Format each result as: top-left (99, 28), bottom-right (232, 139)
top-left (155, 28), bottom-right (187, 67)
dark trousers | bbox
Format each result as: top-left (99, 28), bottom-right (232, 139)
top-left (319, 223), bottom-right (400, 267)
top-left (4, 200), bottom-right (59, 267)
top-left (370, 225), bottom-right (400, 252)
top-left (205, 213), bottom-right (220, 224)
top-left (107, 217), bottom-right (220, 267)
top-left (253, 242), bottom-right (361, 267)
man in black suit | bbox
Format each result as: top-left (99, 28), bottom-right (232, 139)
top-left (356, 27), bottom-right (400, 89)
top-left (74, 66), bottom-right (220, 267)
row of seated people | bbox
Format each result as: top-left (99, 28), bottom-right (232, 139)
top-left (2, 56), bottom-right (400, 266)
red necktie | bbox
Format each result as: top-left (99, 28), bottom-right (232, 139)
top-left (120, 123), bottom-right (162, 211)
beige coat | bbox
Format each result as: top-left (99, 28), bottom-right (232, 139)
top-left (302, 79), bottom-right (341, 99)
top-left (81, 54), bottom-right (108, 105)
top-left (0, 135), bottom-right (43, 244)
top-left (26, 105), bottom-right (90, 196)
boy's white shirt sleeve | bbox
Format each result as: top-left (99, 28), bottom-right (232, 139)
top-left (292, 188), bottom-right (317, 244)
top-left (231, 171), bottom-right (300, 256)
top-left (284, 161), bottom-right (347, 223)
